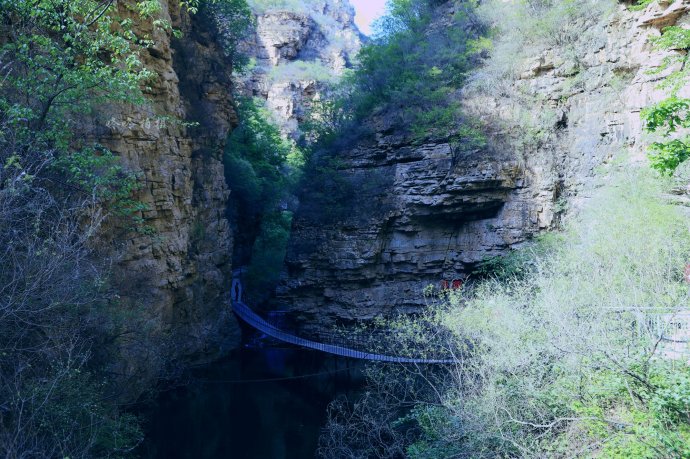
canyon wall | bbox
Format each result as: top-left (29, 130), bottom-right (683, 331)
top-left (84, 0), bottom-right (363, 391)
top-left (237, 0), bottom-right (362, 137)
top-left (278, 0), bottom-right (690, 327)
top-left (91, 1), bottom-right (239, 391)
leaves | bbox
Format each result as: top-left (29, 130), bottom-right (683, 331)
top-left (223, 97), bottom-right (304, 302)
top-left (642, 97), bottom-right (690, 135)
top-left (640, 26), bottom-right (690, 174)
top-left (648, 138), bottom-right (690, 175)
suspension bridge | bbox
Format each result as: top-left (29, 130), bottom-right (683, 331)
top-left (231, 296), bottom-right (454, 364)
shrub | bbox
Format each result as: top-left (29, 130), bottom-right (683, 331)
top-left (225, 97), bottom-right (305, 300)
top-left (298, 0), bottom-right (486, 150)
top-left (465, 0), bottom-right (616, 152)
top-left (471, 234), bottom-right (558, 281)
top-left (245, 211), bottom-right (294, 301)
top-left (322, 167), bottom-right (690, 457)
top-left (225, 97), bottom-right (303, 217)
top-left (472, 0), bottom-right (616, 85)
top-left (347, 0), bottom-right (484, 140)
top-left (639, 26), bottom-right (690, 175)
top-left (206, 0), bottom-right (254, 69)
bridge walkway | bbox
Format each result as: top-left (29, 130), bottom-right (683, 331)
top-left (232, 301), bottom-right (454, 364)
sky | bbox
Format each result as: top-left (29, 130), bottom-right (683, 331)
top-left (350, 0), bottom-right (388, 36)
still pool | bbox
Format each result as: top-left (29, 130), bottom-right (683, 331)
top-left (136, 345), bottom-right (364, 459)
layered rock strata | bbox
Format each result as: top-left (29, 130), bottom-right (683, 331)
top-left (278, 0), bottom-right (690, 327)
top-left (91, 1), bottom-right (239, 392)
top-left (238, 0), bottom-right (362, 137)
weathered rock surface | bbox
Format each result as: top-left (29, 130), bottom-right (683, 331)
top-left (238, 0), bottom-right (362, 137)
top-left (90, 1), bottom-right (239, 393)
top-left (278, 0), bottom-right (690, 327)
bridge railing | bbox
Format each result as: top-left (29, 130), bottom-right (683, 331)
top-left (232, 301), bottom-right (454, 364)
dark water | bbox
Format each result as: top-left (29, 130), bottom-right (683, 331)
top-left (136, 342), bottom-right (364, 459)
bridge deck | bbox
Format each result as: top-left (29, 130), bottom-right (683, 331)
top-left (232, 301), bottom-right (454, 364)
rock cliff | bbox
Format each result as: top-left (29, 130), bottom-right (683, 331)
top-left (278, 0), bottom-right (690, 327)
top-left (91, 1), bottom-right (239, 391)
top-left (238, 0), bottom-right (362, 137)
top-left (85, 0), bottom-right (364, 390)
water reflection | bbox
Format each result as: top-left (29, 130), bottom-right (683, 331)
top-left (137, 346), bottom-right (364, 459)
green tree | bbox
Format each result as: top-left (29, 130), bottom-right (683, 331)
top-left (345, 0), bottom-right (485, 144)
top-left (225, 97), bottom-right (302, 222)
top-left (640, 25), bottom-right (690, 174)
top-left (224, 97), bottom-right (304, 301)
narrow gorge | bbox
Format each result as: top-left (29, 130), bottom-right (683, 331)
top-left (3, 0), bottom-right (690, 457)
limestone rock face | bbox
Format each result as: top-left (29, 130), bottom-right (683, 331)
top-left (239, 0), bottom-right (362, 136)
top-left (278, 1), bottom-right (690, 327)
top-left (92, 1), bottom-right (239, 392)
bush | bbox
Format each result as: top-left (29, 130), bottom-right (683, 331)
top-left (471, 235), bottom-right (558, 281)
top-left (464, 0), bottom-right (616, 153)
top-left (346, 0), bottom-right (484, 142)
top-left (297, 0), bottom-right (487, 152)
top-left (205, 0), bottom-right (254, 69)
top-left (225, 97), bottom-right (303, 217)
top-left (472, 0), bottom-right (616, 85)
top-left (638, 26), bottom-right (690, 175)
top-left (245, 211), bottom-right (294, 301)
top-left (437, 169), bottom-right (690, 455)
top-left (225, 97), bottom-right (305, 300)
top-left (321, 168), bottom-right (690, 457)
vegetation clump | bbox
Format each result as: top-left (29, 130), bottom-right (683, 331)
top-left (224, 97), bottom-right (304, 299)
top-left (322, 168), bottom-right (690, 458)
top-left (640, 23), bottom-right (690, 174)
top-left (332, 0), bottom-right (486, 145)
top-left (464, 0), bottom-right (616, 153)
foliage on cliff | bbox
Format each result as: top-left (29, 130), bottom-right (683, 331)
top-left (315, 0), bottom-right (486, 145)
top-left (321, 168), bottom-right (690, 458)
top-left (345, 0), bottom-right (484, 142)
top-left (0, 0), bottom-right (245, 455)
top-left (293, 0), bottom-right (487, 226)
top-left (224, 97), bottom-right (303, 299)
top-left (466, 0), bottom-right (616, 151)
top-left (640, 24), bottom-right (690, 174)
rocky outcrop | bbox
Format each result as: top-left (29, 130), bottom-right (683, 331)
top-left (278, 0), bottom-right (690, 327)
top-left (280, 135), bottom-right (526, 323)
top-left (238, 0), bottom-right (362, 137)
top-left (91, 1), bottom-right (240, 392)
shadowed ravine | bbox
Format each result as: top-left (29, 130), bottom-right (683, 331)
top-left (136, 339), bottom-right (365, 458)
